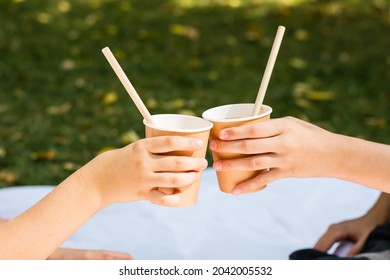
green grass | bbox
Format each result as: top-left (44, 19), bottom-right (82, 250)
top-left (0, 0), bottom-right (389, 187)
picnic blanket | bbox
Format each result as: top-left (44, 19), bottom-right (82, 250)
top-left (0, 168), bottom-right (380, 259)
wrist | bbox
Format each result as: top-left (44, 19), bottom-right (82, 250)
top-left (366, 193), bottom-right (390, 224)
top-left (327, 133), bottom-right (362, 182)
top-left (71, 166), bottom-right (106, 211)
top-left (364, 207), bottom-right (389, 226)
top-left (319, 131), bottom-right (347, 179)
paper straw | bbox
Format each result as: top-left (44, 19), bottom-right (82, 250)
top-left (102, 47), bottom-right (154, 124)
top-left (252, 26), bottom-right (286, 116)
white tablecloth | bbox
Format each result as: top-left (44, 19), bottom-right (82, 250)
top-left (0, 168), bottom-right (380, 259)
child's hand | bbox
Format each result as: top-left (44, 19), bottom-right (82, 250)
top-left (79, 136), bottom-right (207, 207)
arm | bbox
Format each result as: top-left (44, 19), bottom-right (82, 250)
top-left (315, 192), bottom-right (390, 256)
top-left (210, 117), bottom-right (390, 194)
top-left (2, 219), bottom-right (133, 260)
top-left (0, 136), bottom-right (206, 259)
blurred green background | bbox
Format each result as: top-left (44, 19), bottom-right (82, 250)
top-left (0, 0), bottom-right (389, 187)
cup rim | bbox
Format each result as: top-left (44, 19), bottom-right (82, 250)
top-left (143, 114), bottom-right (213, 133)
top-left (202, 103), bottom-right (272, 122)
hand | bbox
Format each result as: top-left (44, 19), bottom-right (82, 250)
top-left (47, 247), bottom-right (133, 260)
top-left (314, 215), bottom-right (379, 257)
top-left (209, 117), bottom-right (338, 194)
top-left (78, 136), bottom-right (207, 207)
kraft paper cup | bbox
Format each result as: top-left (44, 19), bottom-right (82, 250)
top-left (143, 114), bottom-right (213, 207)
top-left (202, 104), bottom-right (272, 194)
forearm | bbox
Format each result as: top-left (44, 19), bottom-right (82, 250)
top-left (0, 171), bottom-right (102, 259)
top-left (365, 192), bottom-right (390, 223)
top-left (330, 133), bottom-right (390, 193)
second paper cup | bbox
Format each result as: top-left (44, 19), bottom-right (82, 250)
top-left (202, 104), bottom-right (272, 194)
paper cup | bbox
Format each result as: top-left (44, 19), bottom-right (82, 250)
top-left (143, 114), bottom-right (213, 207)
top-left (202, 104), bottom-right (272, 194)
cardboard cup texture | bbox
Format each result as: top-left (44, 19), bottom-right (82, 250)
top-left (144, 114), bottom-right (213, 207)
top-left (202, 104), bottom-right (272, 194)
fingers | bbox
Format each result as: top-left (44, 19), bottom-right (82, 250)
top-left (153, 156), bottom-right (208, 172)
top-left (314, 227), bottom-right (348, 252)
top-left (210, 138), bottom-right (277, 155)
top-left (144, 136), bottom-right (204, 154)
top-left (231, 169), bottom-right (283, 195)
top-left (148, 189), bottom-right (182, 207)
top-left (151, 171), bottom-right (201, 188)
top-left (213, 154), bottom-right (277, 171)
top-left (218, 118), bottom-right (286, 140)
top-left (346, 240), bottom-right (364, 257)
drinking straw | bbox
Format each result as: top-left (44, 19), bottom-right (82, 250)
top-left (252, 26), bottom-right (286, 116)
top-left (102, 47), bottom-right (154, 124)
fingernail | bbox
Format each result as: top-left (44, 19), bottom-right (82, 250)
top-left (213, 161), bottom-right (222, 171)
top-left (220, 130), bottom-right (228, 140)
top-left (232, 187), bottom-right (241, 195)
top-left (209, 141), bottom-right (217, 150)
top-left (202, 159), bottom-right (208, 169)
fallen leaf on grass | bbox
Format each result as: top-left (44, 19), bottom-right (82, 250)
top-left (0, 147), bottom-right (6, 158)
top-left (288, 57), bottom-right (307, 69)
top-left (146, 98), bottom-right (157, 109)
top-left (170, 24), bottom-right (199, 40)
top-left (178, 109), bottom-right (196, 116)
top-left (63, 162), bottom-right (79, 172)
top-left (305, 91), bottom-right (335, 101)
top-left (0, 170), bottom-right (17, 184)
top-left (102, 91), bottom-right (118, 106)
top-left (47, 102), bottom-right (72, 115)
top-left (365, 117), bottom-right (387, 128)
top-left (31, 149), bottom-right (56, 161)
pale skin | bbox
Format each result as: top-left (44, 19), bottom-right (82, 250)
top-left (210, 116), bottom-right (390, 194)
top-left (0, 217), bottom-right (132, 260)
top-left (210, 116), bottom-right (390, 255)
top-left (0, 136), bottom-right (207, 259)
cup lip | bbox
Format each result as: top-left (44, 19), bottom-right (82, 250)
top-left (143, 114), bottom-right (213, 133)
top-left (202, 103), bottom-right (272, 122)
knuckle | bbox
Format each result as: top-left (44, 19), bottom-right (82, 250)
top-left (285, 116), bottom-right (295, 122)
top-left (327, 224), bottom-right (339, 233)
top-left (131, 141), bottom-right (144, 153)
top-left (279, 137), bottom-right (292, 153)
top-left (255, 174), bottom-right (265, 185)
top-left (169, 175), bottom-right (179, 186)
top-left (242, 140), bottom-right (253, 153)
top-left (173, 157), bottom-right (183, 170)
top-left (166, 136), bottom-right (178, 149)
top-left (249, 157), bottom-right (261, 169)
top-left (249, 125), bottom-right (261, 137)
top-left (135, 159), bottom-right (147, 170)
